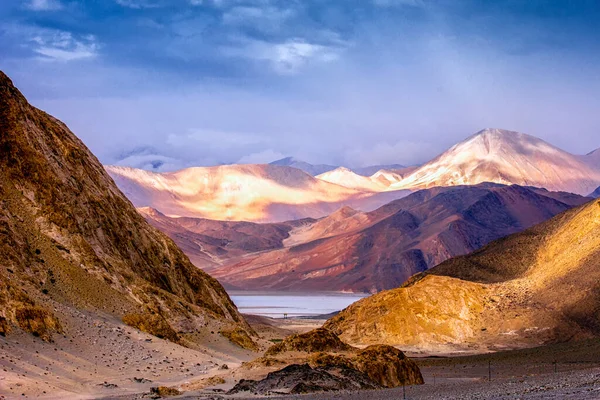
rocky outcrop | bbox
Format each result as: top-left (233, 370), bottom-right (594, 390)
top-left (265, 328), bottom-right (353, 356)
top-left (243, 328), bottom-right (423, 394)
top-left (0, 70), bottom-right (253, 346)
top-left (229, 363), bottom-right (381, 395)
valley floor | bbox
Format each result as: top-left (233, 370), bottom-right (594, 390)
top-left (3, 312), bottom-right (600, 400)
top-left (179, 337), bottom-right (600, 399)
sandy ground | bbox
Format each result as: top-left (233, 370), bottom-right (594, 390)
top-left (3, 312), bottom-right (600, 400)
top-left (0, 304), bottom-right (258, 399)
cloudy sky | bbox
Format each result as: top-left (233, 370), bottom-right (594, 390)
top-left (1, 0), bottom-right (600, 171)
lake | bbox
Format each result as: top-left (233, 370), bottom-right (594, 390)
top-left (228, 291), bottom-right (368, 318)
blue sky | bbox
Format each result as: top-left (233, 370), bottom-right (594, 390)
top-left (1, 0), bottom-right (600, 171)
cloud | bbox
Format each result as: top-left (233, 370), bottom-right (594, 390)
top-left (372, 0), bottom-right (425, 7)
top-left (224, 38), bottom-right (344, 75)
top-left (24, 0), bottom-right (63, 11)
top-left (29, 30), bottom-right (99, 61)
top-left (222, 5), bottom-right (296, 31)
top-left (344, 140), bottom-right (436, 167)
top-left (114, 0), bottom-right (163, 9)
top-left (114, 152), bottom-right (186, 172)
top-left (238, 149), bottom-right (286, 165)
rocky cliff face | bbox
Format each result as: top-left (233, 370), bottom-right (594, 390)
top-left (324, 198), bottom-right (600, 353)
top-left (0, 71), bottom-right (252, 347)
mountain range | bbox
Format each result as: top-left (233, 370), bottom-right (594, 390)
top-left (324, 195), bottom-right (600, 352)
top-left (107, 129), bottom-right (600, 226)
top-left (106, 164), bottom-right (410, 223)
top-left (269, 157), bottom-right (406, 177)
top-left (204, 184), bottom-right (589, 292)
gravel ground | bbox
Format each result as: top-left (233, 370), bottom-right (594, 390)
top-left (250, 367), bottom-right (600, 400)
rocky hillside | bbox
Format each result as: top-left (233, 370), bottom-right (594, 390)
top-left (138, 206), bottom-right (314, 267)
top-left (0, 71), bottom-right (252, 347)
top-left (324, 197), bottom-right (600, 353)
top-left (210, 184), bottom-right (589, 292)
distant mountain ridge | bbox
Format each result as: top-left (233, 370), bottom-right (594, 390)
top-left (269, 157), bottom-right (338, 176)
top-left (208, 183), bottom-right (589, 293)
top-left (106, 164), bottom-right (410, 223)
top-left (269, 157), bottom-right (406, 177)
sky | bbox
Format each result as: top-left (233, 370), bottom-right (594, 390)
top-left (1, 0), bottom-right (600, 171)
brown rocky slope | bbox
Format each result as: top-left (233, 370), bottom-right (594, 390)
top-left (211, 183), bottom-right (589, 293)
top-left (234, 328), bottom-right (423, 395)
top-left (324, 197), bottom-right (600, 353)
top-left (0, 71), bottom-right (253, 347)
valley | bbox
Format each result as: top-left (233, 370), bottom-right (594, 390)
top-left (2, 65), bottom-right (600, 400)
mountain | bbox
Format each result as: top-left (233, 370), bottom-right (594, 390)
top-left (590, 186), bottom-right (600, 198)
top-left (353, 164), bottom-right (407, 177)
top-left (324, 196), bottom-right (600, 353)
top-left (371, 167), bottom-right (419, 187)
top-left (269, 157), bottom-right (338, 176)
top-left (316, 167), bottom-right (388, 192)
top-left (106, 165), bottom-right (410, 223)
top-left (0, 71), bottom-right (251, 347)
top-left (208, 184), bottom-right (589, 293)
top-left (389, 129), bottom-right (600, 195)
top-left (268, 157), bottom-right (407, 178)
top-left (138, 207), bottom-right (313, 267)
top-left (583, 148), bottom-right (600, 168)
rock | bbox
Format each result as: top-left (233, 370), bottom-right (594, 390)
top-left (228, 363), bottom-right (380, 395)
top-left (351, 345), bottom-right (424, 387)
top-left (265, 328), bottom-right (352, 356)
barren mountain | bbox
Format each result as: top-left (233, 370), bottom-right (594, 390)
top-left (138, 207), bottom-right (313, 266)
top-left (389, 129), bottom-right (600, 195)
top-left (269, 156), bottom-right (338, 176)
top-left (0, 71), bottom-right (251, 348)
top-left (584, 148), bottom-right (600, 168)
top-left (316, 167), bottom-right (387, 192)
top-left (324, 196), bottom-right (600, 353)
top-left (268, 157), bottom-right (407, 178)
top-left (208, 184), bottom-right (588, 293)
top-left (590, 186), bottom-right (600, 198)
top-left (106, 164), bottom-right (409, 223)
top-left (371, 166), bottom-right (419, 187)
top-left (353, 164), bottom-right (407, 177)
